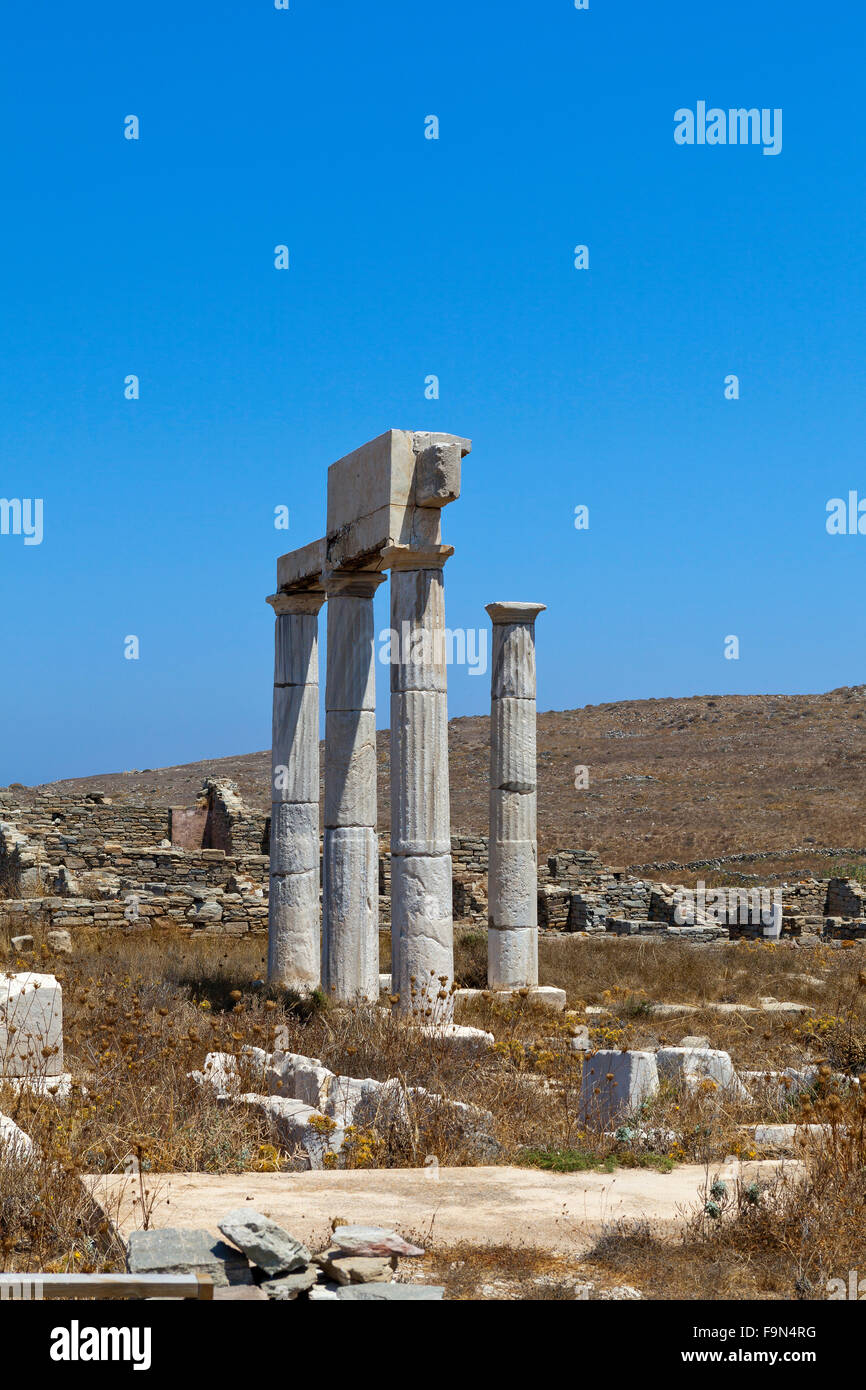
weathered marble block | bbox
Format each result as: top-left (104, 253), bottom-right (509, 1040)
top-left (0, 972), bottom-right (64, 1078)
top-left (579, 1050), bottom-right (659, 1127)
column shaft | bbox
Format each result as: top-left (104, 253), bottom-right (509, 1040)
top-left (267, 590), bottom-right (325, 989)
top-left (322, 570), bottom-right (385, 1002)
top-left (386, 547), bottom-right (454, 1019)
top-left (486, 602), bottom-right (546, 988)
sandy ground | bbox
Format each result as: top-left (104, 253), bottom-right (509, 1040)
top-left (86, 1160), bottom-right (799, 1258)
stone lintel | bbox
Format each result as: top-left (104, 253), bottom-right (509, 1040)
top-left (276, 538), bottom-right (327, 594)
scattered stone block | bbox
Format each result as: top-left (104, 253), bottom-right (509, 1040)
top-left (0, 972), bottom-right (64, 1078)
top-left (497, 985), bottom-right (566, 1013)
top-left (126, 1228), bottom-right (252, 1287)
top-left (749, 1123), bottom-right (833, 1152)
top-left (331, 1225), bottom-right (425, 1258)
top-left (314, 1248), bottom-right (394, 1285)
top-left (261, 1266), bottom-right (318, 1299)
top-left (656, 1047), bottom-right (750, 1098)
top-left (217, 1209), bottom-right (311, 1276)
top-left (758, 997), bottom-right (813, 1015)
top-left (45, 931), bottom-right (73, 954)
top-left (418, 1022), bottom-right (494, 1054)
top-left (680, 1035), bottom-right (711, 1049)
top-left (579, 1050), bottom-right (659, 1127)
top-left (9, 936), bottom-right (34, 953)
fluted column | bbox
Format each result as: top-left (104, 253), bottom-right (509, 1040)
top-left (486, 601), bottom-right (546, 988)
top-left (322, 569), bottom-right (386, 1002)
top-left (384, 544), bottom-right (454, 1020)
top-left (266, 589), bottom-right (325, 989)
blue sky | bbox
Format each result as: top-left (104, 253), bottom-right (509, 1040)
top-left (1, 1), bottom-right (863, 785)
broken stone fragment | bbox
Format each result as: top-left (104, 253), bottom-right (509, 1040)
top-left (45, 930), bottom-right (73, 955)
top-left (217, 1208), bottom-right (311, 1276)
top-left (314, 1248), bottom-right (394, 1285)
top-left (331, 1225), bottom-right (425, 1258)
top-left (261, 1265), bottom-right (318, 1299)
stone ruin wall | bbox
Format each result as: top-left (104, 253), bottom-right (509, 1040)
top-left (2, 782), bottom-right (866, 944)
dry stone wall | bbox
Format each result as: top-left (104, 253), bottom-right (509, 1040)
top-left (3, 784), bottom-right (866, 945)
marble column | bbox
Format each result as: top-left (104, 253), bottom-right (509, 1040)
top-left (266, 589), bottom-right (325, 990)
top-left (322, 569), bottom-right (386, 1002)
top-left (486, 602), bottom-right (546, 988)
top-left (385, 545), bottom-right (454, 1020)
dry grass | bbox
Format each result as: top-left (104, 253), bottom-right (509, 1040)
top-left (584, 1117), bottom-right (866, 1300)
top-left (2, 924), bottom-right (866, 1291)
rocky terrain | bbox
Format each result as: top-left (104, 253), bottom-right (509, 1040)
top-left (12, 686), bottom-right (866, 871)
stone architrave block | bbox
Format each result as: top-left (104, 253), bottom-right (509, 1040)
top-left (0, 972), bottom-right (64, 1078)
top-left (579, 1050), bottom-right (659, 1128)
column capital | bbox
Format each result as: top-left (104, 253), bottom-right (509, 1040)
top-left (381, 543), bottom-right (454, 573)
top-left (486, 601), bottom-right (546, 625)
top-left (267, 590), bottom-right (326, 617)
top-left (323, 568), bottom-right (387, 599)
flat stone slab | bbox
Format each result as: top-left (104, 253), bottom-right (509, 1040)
top-left (331, 1224), bottom-right (424, 1257)
top-left (126, 1227), bottom-right (252, 1287)
top-left (87, 1164), bottom-right (732, 1259)
top-left (453, 986), bottom-right (566, 1013)
top-left (336, 1284), bottom-right (445, 1300)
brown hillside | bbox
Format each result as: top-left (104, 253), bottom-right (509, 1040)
top-left (20, 687), bottom-right (866, 870)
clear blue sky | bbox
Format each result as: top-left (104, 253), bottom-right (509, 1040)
top-left (1, 0), bottom-right (863, 786)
